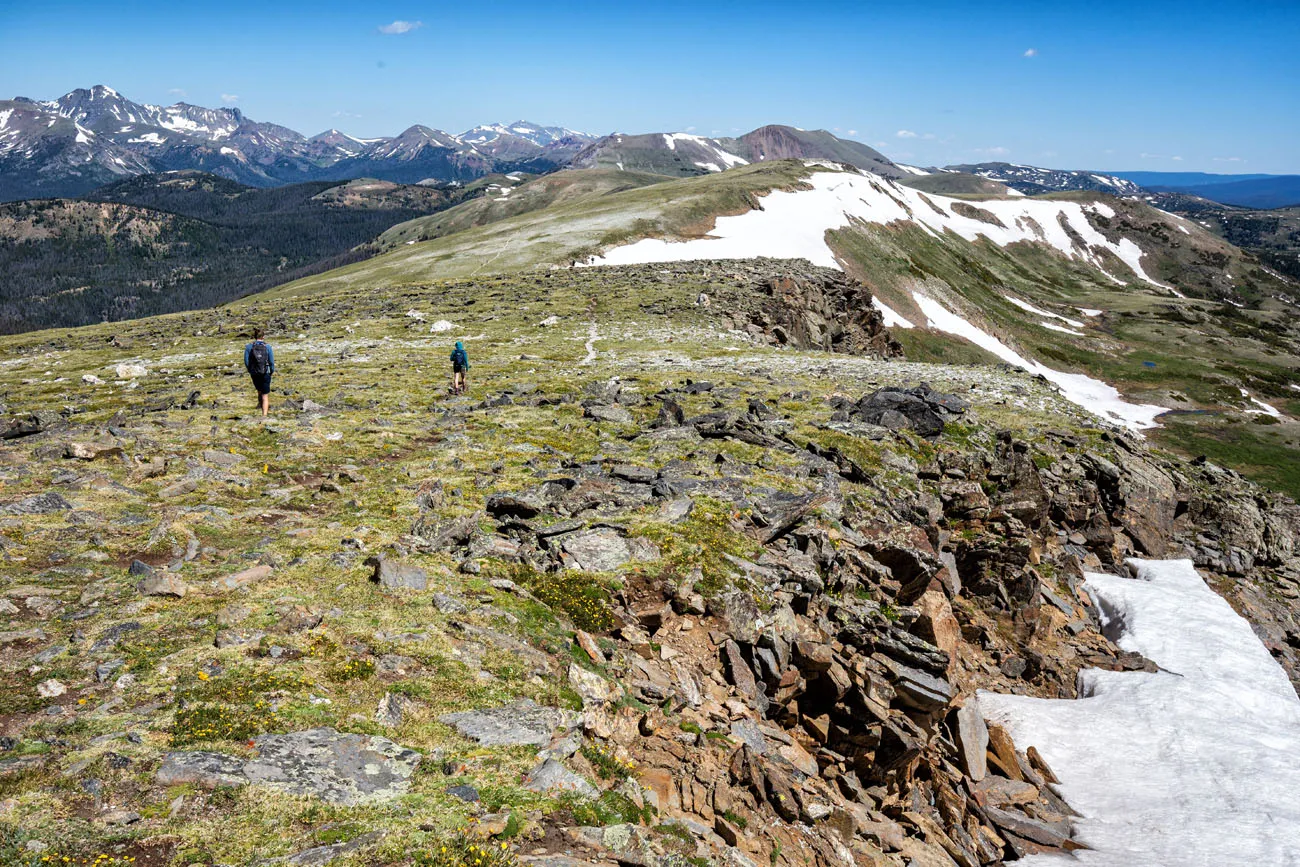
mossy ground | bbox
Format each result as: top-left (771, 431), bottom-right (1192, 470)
top-left (0, 260), bottom-right (1118, 865)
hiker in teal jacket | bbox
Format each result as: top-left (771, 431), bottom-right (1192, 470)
top-left (450, 341), bottom-right (469, 395)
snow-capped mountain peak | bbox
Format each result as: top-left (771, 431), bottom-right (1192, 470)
top-left (459, 120), bottom-right (592, 148)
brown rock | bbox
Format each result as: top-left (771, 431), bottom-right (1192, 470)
top-left (722, 640), bottom-right (761, 707)
top-left (974, 776), bottom-right (1039, 807)
top-left (159, 479), bottom-right (199, 499)
top-left (1027, 746), bottom-right (1060, 784)
top-left (985, 723), bottom-right (1024, 782)
top-left (915, 589), bottom-right (961, 673)
top-left (803, 713), bottom-right (831, 744)
top-left (136, 573), bottom-right (188, 598)
top-left (902, 811), bottom-right (979, 867)
top-left (214, 564), bottom-right (273, 591)
top-left (575, 629), bottom-right (605, 662)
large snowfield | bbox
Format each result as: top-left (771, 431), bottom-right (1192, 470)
top-left (589, 167), bottom-right (1169, 431)
top-left (591, 167), bottom-right (1169, 286)
top-left (981, 560), bottom-right (1300, 866)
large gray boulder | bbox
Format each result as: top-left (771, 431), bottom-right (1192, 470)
top-left (156, 728), bottom-right (421, 805)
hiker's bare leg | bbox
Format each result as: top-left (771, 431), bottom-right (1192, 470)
top-left (260, 393), bottom-right (270, 416)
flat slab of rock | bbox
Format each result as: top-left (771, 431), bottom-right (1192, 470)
top-left (368, 556), bottom-right (428, 591)
top-left (156, 728), bottom-right (421, 805)
top-left (440, 699), bottom-right (578, 747)
top-left (137, 573), bottom-right (189, 598)
top-left (0, 493), bottom-right (72, 515)
top-left (584, 405), bottom-right (633, 425)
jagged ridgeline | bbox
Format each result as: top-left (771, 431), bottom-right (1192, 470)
top-left (1, 251), bottom-right (1299, 866)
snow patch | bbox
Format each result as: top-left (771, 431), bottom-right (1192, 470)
top-left (911, 293), bottom-right (1165, 431)
top-left (1003, 295), bottom-right (1085, 329)
top-left (128, 132), bottom-right (166, 144)
top-left (1240, 388), bottom-right (1284, 419)
top-left (1077, 308), bottom-right (1103, 317)
top-left (872, 298), bottom-right (913, 329)
top-left (1040, 322), bottom-right (1085, 336)
top-left (590, 168), bottom-right (1170, 288)
top-left (981, 559), bottom-right (1300, 866)
top-left (896, 164), bottom-right (930, 176)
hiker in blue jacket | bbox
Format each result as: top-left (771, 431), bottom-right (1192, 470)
top-left (244, 328), bottom-right (275, 417)
top-left (450, 341), bottom-right (469, 395)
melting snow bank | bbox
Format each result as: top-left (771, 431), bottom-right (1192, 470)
top-left (910, 293), bottom-right (1166, 431)
top-left (981, 559), bottom-right (1300, 867)
top-left (589, 168), bottom-right (1171, 287)
top-left (872, 298), bottom-right (914, 329)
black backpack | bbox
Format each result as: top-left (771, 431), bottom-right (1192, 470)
top-left (451, 347), bottom-right (468, 369)
top-left (248, 341), bottom-right (271, 376)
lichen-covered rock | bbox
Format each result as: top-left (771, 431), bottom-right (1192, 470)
top-left (157, 729), bottom-right (421, 805)
top-left (243, 728), bottom-right (421, 805)
top-left (440, 699), bottom-right (579, 747)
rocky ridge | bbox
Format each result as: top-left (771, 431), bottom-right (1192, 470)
top-left (0, 260), bottom-right (1296, 866)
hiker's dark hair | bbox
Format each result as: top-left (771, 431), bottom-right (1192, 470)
top-left (253, 328), bottom-right (264, 340)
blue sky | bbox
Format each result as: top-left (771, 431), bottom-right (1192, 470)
top-left (2, 0), bottom-right (1297, 173)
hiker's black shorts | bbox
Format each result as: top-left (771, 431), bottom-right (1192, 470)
top-left (249, 372), bottom-right (272, 395)
top-left (453, 364), bottom-right (466, 374)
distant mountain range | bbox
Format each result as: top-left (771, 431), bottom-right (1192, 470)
top-left (0, 86), bottom-right (900, 201)
top-left (945, 165), bottom-right (1300, 209)
top-left (0, 85), bottom-right (600, 200)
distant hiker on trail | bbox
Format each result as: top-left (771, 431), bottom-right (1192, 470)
top-left (450, 341), bottom-right (469, 395)
top-left (244, 328), bottom-right (275, 417)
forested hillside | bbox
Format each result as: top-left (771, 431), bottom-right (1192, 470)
top-left (0, 173), bottom-right (473, 333)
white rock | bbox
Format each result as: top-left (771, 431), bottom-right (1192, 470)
top-left (405, 309), bottom-right (426, 321)
top-left (538, 315), bottom-right (561, 327)
top-left (115, 363), bottom-right (147, 379)
top-left (429, 320), bottom-right (455, 333)
top-left (82, 374), bottom-right (104, 385)
top-left (37, 678), bottom-right (66, 698)
top-left (114, 673), bottom-right (137, 691)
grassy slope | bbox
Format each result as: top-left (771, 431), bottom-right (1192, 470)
top-left (375, 168), bottom-right (670, 249)
top-left (266, 162), bottom-right (814, 299)
top-left (0, 265), bottom-right (1101, 863)
top-left (269, 160), bottom-right (1300, 496)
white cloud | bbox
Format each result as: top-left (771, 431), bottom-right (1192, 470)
top-left (378, 20), bottom-right (423, 34)
top-left (168, 88), bottom-right (186, 97)
top-left (922, 132), bottom-right (936, 140)
top-left (1172, 155), bottom-right (1183, 161)
top-left (974, 146), bottom-right (1010, 156)
top-left (847, 129), bottom-right (858, 136)
top-left (896, 129), bottom-right (918, 139)
top-left (1024, 48), bottom-right (1038, 57)
top-left (333, 110), bottom-right (362, 119)
top-left (1214, 156), bottom-right (1244, 162)
top-left (220, 93), bottom-right (238, 104)
top-left (685, 125), bottom-right (696, 132)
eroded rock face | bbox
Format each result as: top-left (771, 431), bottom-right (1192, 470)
top-left (733, 268), bottom-right (904, 358)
